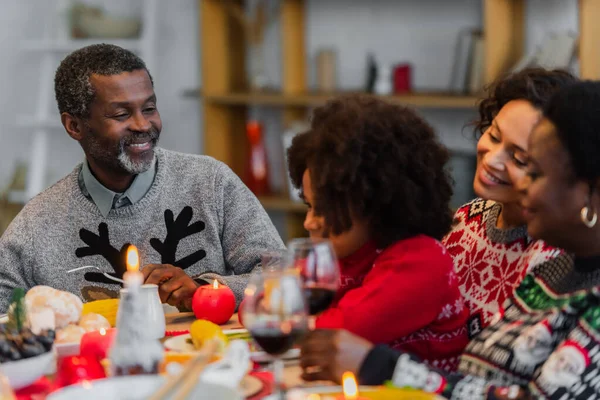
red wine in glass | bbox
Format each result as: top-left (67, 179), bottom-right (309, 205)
top-left (250, 325), bottom-right (304, 355)
top-left (304, 285), bottom-right (336, 316)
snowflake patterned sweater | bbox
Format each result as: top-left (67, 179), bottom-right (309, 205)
top-left (358, 252), bottom-right (600, 400)
top-left (442, 198), bottom-right (564, 337)
top-left (316, 235), bottom-right (470, 371)
top-left (0, 148), bottom-right (285, 311)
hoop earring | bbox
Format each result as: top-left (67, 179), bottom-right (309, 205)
top-left (581, 206), bottom-right (598, 228)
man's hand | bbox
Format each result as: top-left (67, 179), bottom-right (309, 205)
top-left (300, 329), bottom-right (374, 383)
top-left (142, 264), bottom-right (199, 310)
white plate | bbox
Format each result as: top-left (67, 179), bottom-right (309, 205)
top-left (48, 375), bottom-right (242, 400)
top-left (163, 331), bottom-right (300, 362)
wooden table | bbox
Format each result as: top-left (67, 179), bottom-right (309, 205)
top-left (165, 312), bottom-right (307, 389)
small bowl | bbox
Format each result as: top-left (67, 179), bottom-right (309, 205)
top-left (0, 350), bottom-right (54, 389)
top-left (55, 341), bottom-right (80, 358)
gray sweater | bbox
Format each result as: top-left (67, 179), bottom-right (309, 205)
top-left (0, 148), bottom-right (284, 312)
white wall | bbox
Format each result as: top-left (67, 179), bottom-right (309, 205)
top-left (0, 0), bottom-right (579, 228)
top-left (0, 0), bottom-right (201, 191)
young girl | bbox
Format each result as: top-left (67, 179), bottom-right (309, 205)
top-left (442, 69), bottom-right (577, 336)
top-left (287, 94), bottom-right (469, 370)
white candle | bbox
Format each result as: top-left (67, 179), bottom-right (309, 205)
top-left (124, 245), bottom-right (143, 291)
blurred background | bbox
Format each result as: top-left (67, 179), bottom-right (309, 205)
top-left (0, 0), bottom-right (586, 241)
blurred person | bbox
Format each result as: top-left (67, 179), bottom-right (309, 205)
top-left (287, 94), bottom-right (469, 371)
top-left (442, 68), bottom-right (577, 337)
top-left (0, 44), bottom-right (284, 311)
top-left (301, 81), bottom-right (600, 400)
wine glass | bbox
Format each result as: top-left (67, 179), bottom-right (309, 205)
top-left (287, 238), bottom-right (340, 325)
top-left (243, 268), bottom-right (308, 398)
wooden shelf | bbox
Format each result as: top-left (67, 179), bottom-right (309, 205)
top-left (198, 91), bottom-right (479, 109)
top-left (21, 39), bottom-right (143, 52)
top-left (258, 196), bottom-right (307, 213)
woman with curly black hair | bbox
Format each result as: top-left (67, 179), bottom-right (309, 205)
top-left (442, 68), bottom-right (577, 337)
top-left (287, 94), bottom-right (469, 370)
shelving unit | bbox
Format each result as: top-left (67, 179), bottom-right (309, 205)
top-left (188, 91), bottom-right (479, 109)
top-left (199, 0), bottom-right (600, 240)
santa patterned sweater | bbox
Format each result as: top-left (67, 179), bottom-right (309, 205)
top-left (359, 252), bottom-right (600, 399)
top-left (442, 198), bottom-right (564, 337)
top-left (316, 235), bottom-right (470, 371)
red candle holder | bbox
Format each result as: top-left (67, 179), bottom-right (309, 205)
top-left (192, 280), bottom-right (236, 325)
top-left (54, 355), bottom-right (106, 389)
top-left (80, 328), bottom-right (117, 362)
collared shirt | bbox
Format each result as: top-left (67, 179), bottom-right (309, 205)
top-left (78, 159), bottom-right (156, 217)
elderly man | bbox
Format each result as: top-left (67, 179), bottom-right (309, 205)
top-left (0, 44), bottom-right (284, 312)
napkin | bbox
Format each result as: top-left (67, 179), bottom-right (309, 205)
top-left (200, 340), bottom-right (250, 388)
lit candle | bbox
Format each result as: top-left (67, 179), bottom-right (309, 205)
top-left (124, 245), bottom-right (143, 291)
top-left (80, 327), bottom-right (117, 361)
top-left (333, 372), bottom-right (369, 400)
top-left (110, 244), bottom-right (164, 376)
top-left (191, 279), bottom-right (236, 325)
top-left (342, 371), bottom-right (359, 399)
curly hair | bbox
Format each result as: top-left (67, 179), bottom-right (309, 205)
top-left (473, 68), bottom-right (577, 137)
top-left (287, 94), bottom-right (453, 246)
top-left (544, 81), bottom-right (600, 183)
top-left (54, 44), bottom-right (153, 118)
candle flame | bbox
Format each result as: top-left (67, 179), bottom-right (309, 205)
top-left (99, 328), bottom-right (106, 336)
top-left (126, 245), bottom-right (140, 273)
top-left (212, 279), bottom-right (219, 289)
top-left (342, 371), bottom-right (359, 399)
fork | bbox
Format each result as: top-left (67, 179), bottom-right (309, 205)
top-left (67, 265), bottom-right (125, 284)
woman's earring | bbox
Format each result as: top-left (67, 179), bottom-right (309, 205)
top-left (581, 206), bottom-right (598, 228)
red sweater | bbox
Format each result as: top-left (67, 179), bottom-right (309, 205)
top-left (442, 199), bottom-right (564, 337)
top-left (316, 235), bottom-right (469, 371)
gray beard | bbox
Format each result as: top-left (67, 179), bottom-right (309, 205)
top-left (117, 146), bottom-right (156, 174)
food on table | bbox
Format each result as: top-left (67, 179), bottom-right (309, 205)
top-left (0, 326), bottom-right (55, 362)
top-left (189, 320), bottom-right (228, 353)
top-left (56, 325), bottom-right (86, 344)
top-left (6, 289), bottom-right (27, 333)
top-left (0, 289), bottom-right (55, 363)
top-left (25, 285), bottom-right (82, 329)
top-left (28, 308), bottom-right (55, 335)
top-left (23, 287), bottom-right (114, 344)
top-left (82, 298), bottom-right (119, 327)
top-left (159, 352), bottom-right (195, 374)
top-left (78, 313), bottom-right (110, 332)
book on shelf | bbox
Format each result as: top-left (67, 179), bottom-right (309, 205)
top-left (449, 28), bottom-right (483, 95)
top-left (510, 31), bottom-right (578, 73)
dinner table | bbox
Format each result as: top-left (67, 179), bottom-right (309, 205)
top-left (11, 311), bottom-right (437, 400)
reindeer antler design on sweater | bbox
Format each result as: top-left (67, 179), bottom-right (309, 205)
top-left (150, 206), bottom-right (206, 268)
top-left (76, 222), bottom-right (130, 285)
top-left (75, 208), bottom-right (206, 286)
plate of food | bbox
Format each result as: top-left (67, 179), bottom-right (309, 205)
top-left (163, 321), bottom-right (300, 362)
